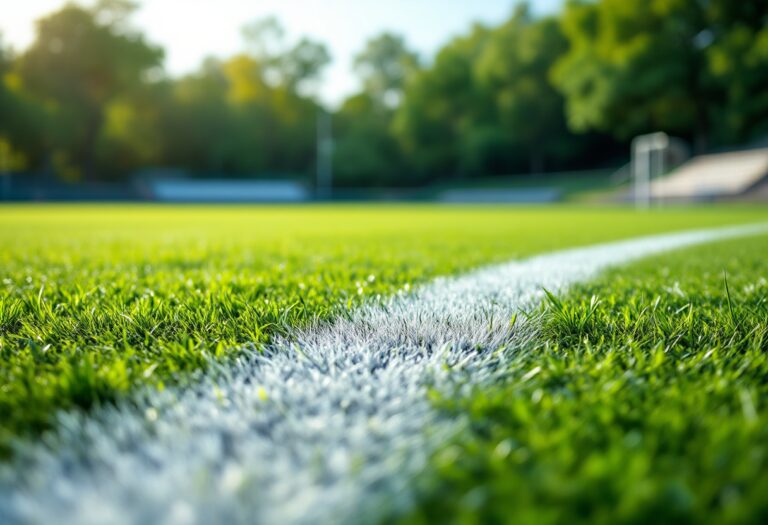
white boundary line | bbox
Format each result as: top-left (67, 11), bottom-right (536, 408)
top-left (2, 223), bottom-right (767, 525)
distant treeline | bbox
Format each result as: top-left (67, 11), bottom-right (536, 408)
top-left (1, 0), bottom-right (767, 186)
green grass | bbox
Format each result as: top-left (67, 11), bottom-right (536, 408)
top-left (404, 233), bottom-right (768, 525)
top-left (0, 204), bottom-right (765, 457)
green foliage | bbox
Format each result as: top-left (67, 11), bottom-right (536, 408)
top-left (2, 6), bottom-right (328, 181)
top-left (475, 7), bottom-right (572, 172)
top-left (163, 54), bottom-right (321, 175)
top-left (393, 7), bottom-right (610, 179)
top-left (394, 24), bottom-right (495, 180)
top-left (331, 33), bottom-right (420, 187)
top-left (333, 93), bottom-right (404, 187)
top-left (278, 37), bottom-right (331, 94)
top-left (16, 2), bottom-right (163, 180)
top-left (552, 0), bottom-right (768, 149)
top-left (241, 16), bottom-right (331, 93)
top-left (353, 32), bottom-right (420, 108)
top-left (403, 234), bottom-right (768, 525)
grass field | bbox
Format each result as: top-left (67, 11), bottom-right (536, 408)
top-left (405, 234), bottom-right (768, 524)
top-left (1, 204), bottom-right (767, 520)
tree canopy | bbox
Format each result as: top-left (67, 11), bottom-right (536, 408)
top-left (552, 0), bottom-right (768, 151)
top-left (17, 2), bottom-right (162, 179)
top-left (353, 33), bottom-right (420, 108)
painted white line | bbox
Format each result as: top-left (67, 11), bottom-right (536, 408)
top-left (2, 223), bottom-right (766, 525)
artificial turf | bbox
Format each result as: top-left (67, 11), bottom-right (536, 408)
top-left (404, 233), bottom-right (768, 525)
top-left (0, 204), bottom-right (765, 457)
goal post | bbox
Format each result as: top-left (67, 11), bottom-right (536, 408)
top-left (632, 132), bottom-right (669, 209)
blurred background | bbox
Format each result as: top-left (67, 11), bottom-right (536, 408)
top-left (1, 0), bottom-right (767, 204)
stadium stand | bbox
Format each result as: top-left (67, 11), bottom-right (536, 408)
top-left (651, 148), bottom-right (768, 202)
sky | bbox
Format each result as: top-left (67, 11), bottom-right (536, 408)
top-left (1, 0), bottom-right (562, 105)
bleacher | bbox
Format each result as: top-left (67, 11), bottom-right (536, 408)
top-left (651, 148), bottom-right (768, 201)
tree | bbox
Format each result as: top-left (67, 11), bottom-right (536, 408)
top-left (279, 37), bottom-right (331, 95)
top-left (96, 80), bottom-right (174, 174)
top-left (242, 16), bottom-right (285, 63)
top-left (0, 36), bottom-right (48, 171)
top-left (705, 3), bottom-right (768, 143)
top-left (330, 33), bottom-right (420, 187)
top-left (552, 0), bottom-right (768, 152)
top-left (158, 53), bottom-right (319, 177)
top-left (353, 33), bottom-right (420, 107)
top-left (161, 59), bottom-right (232, 172)
top-left (0, 38), bottom-right (16, 141)
top-left (333, 93), bottom-right (405, 187)
top-left (17, 2), bottom-right (162, 179)
top-left (394, 24), bottom-right (496, 181)
top-left (242, 17), bottom-right (330, 95)
top-left (476, 6), bottom-right (576, 173)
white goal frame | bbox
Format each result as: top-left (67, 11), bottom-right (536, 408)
top-left (632, 132), bottom-right (669, 209)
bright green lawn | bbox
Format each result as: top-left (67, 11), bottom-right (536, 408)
top-left (405, 233), bottom-right (768, 525)
top-left (0, 204), bottom-right (765, 457)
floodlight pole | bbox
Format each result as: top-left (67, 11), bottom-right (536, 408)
top-left (316, 110), bottom-right (333, 200)
top-left (632, 132), bottom-right (668, 209)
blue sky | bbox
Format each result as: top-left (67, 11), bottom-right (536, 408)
top-left (2, 0), bottom-right (562, 105)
